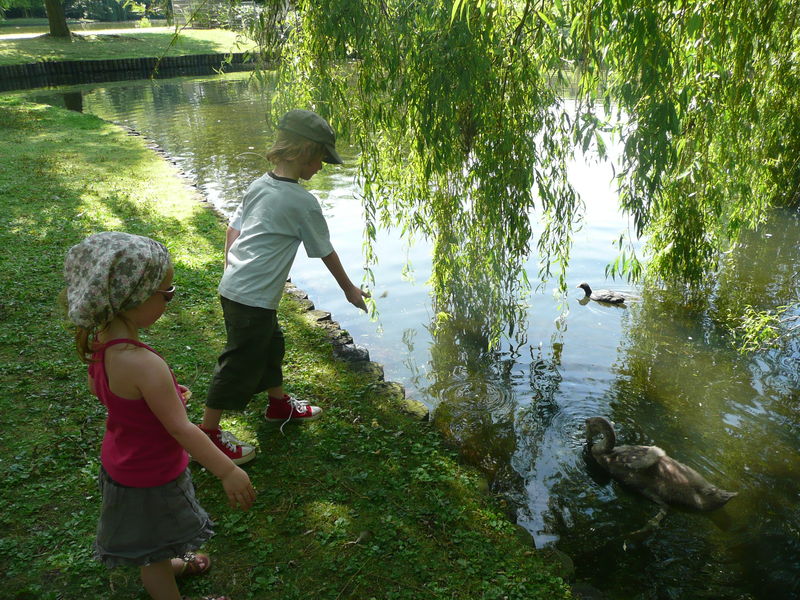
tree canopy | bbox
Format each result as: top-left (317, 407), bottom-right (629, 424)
top-left (254, 0), bottom-right (800, 342)
top-left (0, 0), bottom-right (42, 17)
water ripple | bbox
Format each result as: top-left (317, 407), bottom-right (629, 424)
top-left (431, 371), bottom-right (516, 419)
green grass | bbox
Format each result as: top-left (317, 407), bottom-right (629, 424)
top-left (0, 28), bottom-right (254, 66)
top-left (0, 96), bottom-right (572, 599)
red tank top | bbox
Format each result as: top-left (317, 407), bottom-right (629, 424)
top-left (89, 338), bottom-right (189, 487)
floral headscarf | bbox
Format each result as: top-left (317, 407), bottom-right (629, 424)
top-left (64, 231), bottom-right (170, 329)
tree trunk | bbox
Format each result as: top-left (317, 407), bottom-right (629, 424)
top-left (44, 0), bottom-right (71, 39)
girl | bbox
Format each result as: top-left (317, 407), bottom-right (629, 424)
top-left (64, 231), bottom-right (256, 600)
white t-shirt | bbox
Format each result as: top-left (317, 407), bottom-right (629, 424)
top-left (219, 172), bottom-right (334, 309)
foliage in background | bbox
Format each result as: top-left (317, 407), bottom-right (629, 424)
top-left (0, 0), bottom-right (43, 19)
top-left (165, 0), bottom-right (260, 30)
top-left (0, 0), bottom-right (164, 21)
top-left (251, 0), bottom-right (800, 347)
top-left (65, 0), bottom-right (146, 22)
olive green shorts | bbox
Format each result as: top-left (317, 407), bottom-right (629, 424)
top-left (205, 296), bottom-right (285, 410)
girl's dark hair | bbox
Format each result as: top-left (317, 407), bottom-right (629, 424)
top-left (59, 288), bottom-right (108, 363)
top-left (59, 289), bottom-right (96, 363)
top-left (266, 129), bottom-right (326, 165)
top-left (74, 326), bottom-right (97, 364)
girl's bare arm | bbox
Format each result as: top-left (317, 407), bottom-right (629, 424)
top-left (132, 350), bottom-right (256, 510)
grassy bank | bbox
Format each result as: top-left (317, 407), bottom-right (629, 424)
top-left (0, 96), bottom-right (571, 599)
top-left (0, 28), bottom-right (253, 66)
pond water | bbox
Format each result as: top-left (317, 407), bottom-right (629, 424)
top-left (17, 72), bottom-right (800, 600)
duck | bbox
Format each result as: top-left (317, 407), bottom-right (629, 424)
top-left (585, 416), bottom-right (736, 532)
top-left (576, 282), bottom-right (626, 304)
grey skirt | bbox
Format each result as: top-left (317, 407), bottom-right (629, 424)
top-left (94, 467), bottom-right (214, 568)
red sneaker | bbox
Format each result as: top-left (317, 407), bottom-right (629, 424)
top-left (198, 426), bottom-right (256, 465)
top-left (264, 395), bottom-right (323, 423)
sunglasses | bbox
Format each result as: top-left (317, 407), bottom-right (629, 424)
top-left (155, 284), bottom-right (176, 302)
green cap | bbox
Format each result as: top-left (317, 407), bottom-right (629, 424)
top-left (278, 109), bottom-right (343, 164)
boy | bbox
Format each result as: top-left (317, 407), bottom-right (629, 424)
top-left (199, 109), bottom-right (369, 464)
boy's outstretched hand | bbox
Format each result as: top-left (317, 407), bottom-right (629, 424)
top-left (345, 284), bottom-right (370, 312)
top-left (221, 466), bottom-right (256, 511)
top-left (321, 251), bottom-right (370, 312)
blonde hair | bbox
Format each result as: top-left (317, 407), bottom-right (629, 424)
top-left (266, 129), bottom-right (326, 165)
top-left (74, 326), bottom-right (98, 364)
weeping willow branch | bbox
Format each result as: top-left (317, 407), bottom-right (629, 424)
top-left (247, 0), bottom-right (800, 345)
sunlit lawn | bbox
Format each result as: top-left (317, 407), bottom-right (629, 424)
top-left (0, 28), bottom-right (255, 66)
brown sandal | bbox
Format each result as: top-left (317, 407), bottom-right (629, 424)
top-left (173, 552), bottom-right (211, 577)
